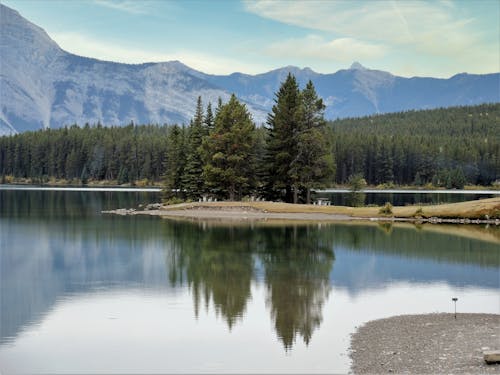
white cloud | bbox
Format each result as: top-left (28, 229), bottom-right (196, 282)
top-left (244, 0), bottom-right (496, 59)
top-left (51, 32), bottom-right (267, 74)
top-left (264, 35), bottom-right (387, 62)
top-left (93, 0), bottom-right (151, 14)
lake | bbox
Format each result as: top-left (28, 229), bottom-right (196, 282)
top-left (0, 189), bottom-right (499, 373)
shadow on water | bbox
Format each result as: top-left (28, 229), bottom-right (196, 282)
top-left (1, 189), bottom-right (499, 350)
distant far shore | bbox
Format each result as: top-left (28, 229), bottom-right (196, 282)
top-left (102, 198), bottom-right (500, 225)
top-left (350, 313), bottom-right (500, 374)
top-left (1, 178), bottom-right (499, 194)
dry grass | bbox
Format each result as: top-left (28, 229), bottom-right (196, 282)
top-left (164, 197), bottom-right (500, 220)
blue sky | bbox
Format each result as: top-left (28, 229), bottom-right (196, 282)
top-left (3, 0), bottom-right (499, 77)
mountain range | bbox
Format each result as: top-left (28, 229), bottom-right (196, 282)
top-left (1, 3), bottom-right (499, 135)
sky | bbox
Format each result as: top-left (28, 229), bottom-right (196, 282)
top-left (3, 0), bottom-right (499, 77)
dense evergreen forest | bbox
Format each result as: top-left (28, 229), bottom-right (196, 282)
top-left (331, 103), bottom-right (499, 187)
top-left (1, 78), bottom-right (499, 202)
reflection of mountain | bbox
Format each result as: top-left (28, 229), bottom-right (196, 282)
top-left (167, 224), bottom-right (335, 348)
top-left (1, 190), bottom-right (499, 348)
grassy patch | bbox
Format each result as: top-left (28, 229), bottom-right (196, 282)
top-left (167, 197), bottom-right (500, 220)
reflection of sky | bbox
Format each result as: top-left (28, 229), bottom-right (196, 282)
top-left (331, 247), bottom-right (500, 294)
top-left (1, 283), bottom-right (498, 374)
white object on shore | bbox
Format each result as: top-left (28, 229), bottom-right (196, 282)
top-left (483, 350), bottom-right (500, 364)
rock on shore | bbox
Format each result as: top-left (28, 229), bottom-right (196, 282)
top-left (350, 313), bottom-right (500, 374)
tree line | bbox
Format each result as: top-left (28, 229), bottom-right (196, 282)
top-left (1, 79), bottom-right (499, 200)
top-left (0, 74), bottom-right (333, 203)
top-left (331, 103), bottom-right (499, 188)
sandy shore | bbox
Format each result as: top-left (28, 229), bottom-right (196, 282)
top-left (102, 198), bottom-right (500, 224)
top-left (104, 207), bottom-right (355, 222)
top-left (102, 207), bottom-right (500, 227)
top-left (350, 313), bottom-right (500, 374)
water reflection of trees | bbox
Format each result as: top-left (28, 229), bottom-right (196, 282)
top-left (260, 226), bottom-right (334, 349)
top-left (166, 222), bottom-right (335, 349)
top-left (168, 225), bottom-right (255, 328)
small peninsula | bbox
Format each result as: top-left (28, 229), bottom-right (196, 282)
top-left (103, 197), bottom-right (500, 224)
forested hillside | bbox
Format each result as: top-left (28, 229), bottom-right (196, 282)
top-left (331, 103), bottom-right (499, 187)
top-left (1, 103), bottom-right (499, 194)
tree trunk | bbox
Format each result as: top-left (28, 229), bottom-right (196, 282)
top-left (229, 183), bottom-right (235, 201)
top-left (306, 187), bottom-right (311, 204)
top-left (285, 185), bottom-right (292, 203)
top-left (293, 185), bottom-right (298, 204)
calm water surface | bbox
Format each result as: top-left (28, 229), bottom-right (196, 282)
top-left (0, 190), bottom-right (499, 373)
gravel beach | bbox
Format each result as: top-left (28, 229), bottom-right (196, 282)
top-left (103, 207), bottom-right (355, 222)
top-left (350, 313), bottom-right (500, 374)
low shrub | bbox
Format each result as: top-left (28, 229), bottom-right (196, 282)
top-left (379, 202), bottom-right (393, 215)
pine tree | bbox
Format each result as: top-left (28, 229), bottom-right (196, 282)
top-left (163, 125), bottom-right (186, 198)
top-left (203, 94), bottom-right (256, 200)
top-left (182, 97), bottom-right (205, 199)
top-left (204, 102), bottom-right (214, 134)
top-left (265, 73), bottom-right (301, 202)
top-left (291, 80), bottom-right (335, 203)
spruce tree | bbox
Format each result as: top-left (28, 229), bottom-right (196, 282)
top-left (182, 97), bottom-right (205, 199)
top-left (204, 102), bottom-right (214, 134)
top-left (163, 125), bottom-right (186, 198)
top-left (291, 80), bottom-right (335, 203)
top-left (265, 73), bottom-right (301, 202)
top-left (203, 94), bottom-right (256, 200)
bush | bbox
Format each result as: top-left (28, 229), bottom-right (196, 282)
top-left (413, 207), bottom-right (424, 218)
top-left (162, 197), bottom-right (185, 205)
top-left (348, 173), bottom-right (367, 207)
top-left (379, 202), bottom-right (393, 215)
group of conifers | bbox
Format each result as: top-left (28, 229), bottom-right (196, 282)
top-left (166, 73), bottom-right (333, 203)
top-left (1, 75), bottom-right (497, 201)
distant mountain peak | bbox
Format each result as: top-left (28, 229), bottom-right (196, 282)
top-left (1, 3), bottom-right (499, 135)
top-left (350, 62), bottom-right (367, 70)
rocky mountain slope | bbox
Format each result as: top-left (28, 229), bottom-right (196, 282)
top-left (1, 3), bottom-right (498, 135)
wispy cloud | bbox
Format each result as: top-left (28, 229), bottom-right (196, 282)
top-left (264, 35), bottom-right (387, 63)
top-left (93, 0), bottom-right (151, 15)
top-left (244, 0), bottom-right (494, 58)
top-left (51, 32), bottom-right (268, 74)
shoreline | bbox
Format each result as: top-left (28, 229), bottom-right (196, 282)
top-left (1, 183), bottom-right (499, 194)
top-left (102, 198), bottom-right (500, 225)
top-left (350, 313), bottom-right (500, 374)
top-left (103, 207), bottom-right (500, 225)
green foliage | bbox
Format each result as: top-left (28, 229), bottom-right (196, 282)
top-left (379, 202), bottom-right (393, 215)
top-left (80, 164), bottom-right (89, 185)
top-left (347, 173), bottom-right (367, 207)
top-left (1, 100), bottom-right (497, 198)
top-left (331, 103), bottom-right (500, 186)
top-left (182, 96), bottom-right (206, 199)
top-left (348, 173), bottom-right (367, 192)
top-left (203, 94), bottom-right (257, 200)
top-left (161, 196), bottom-right (185, 205)
top-left (445, 168), bottom-right (466, 189)
top-left (163, 125), bottom-right (186, 198)
top-left (265, 76), bottom-right (334, 203)
top-left (291, 81), bottom-right (335, 203)
top-left (265, 73), bottom-right (301, 202)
